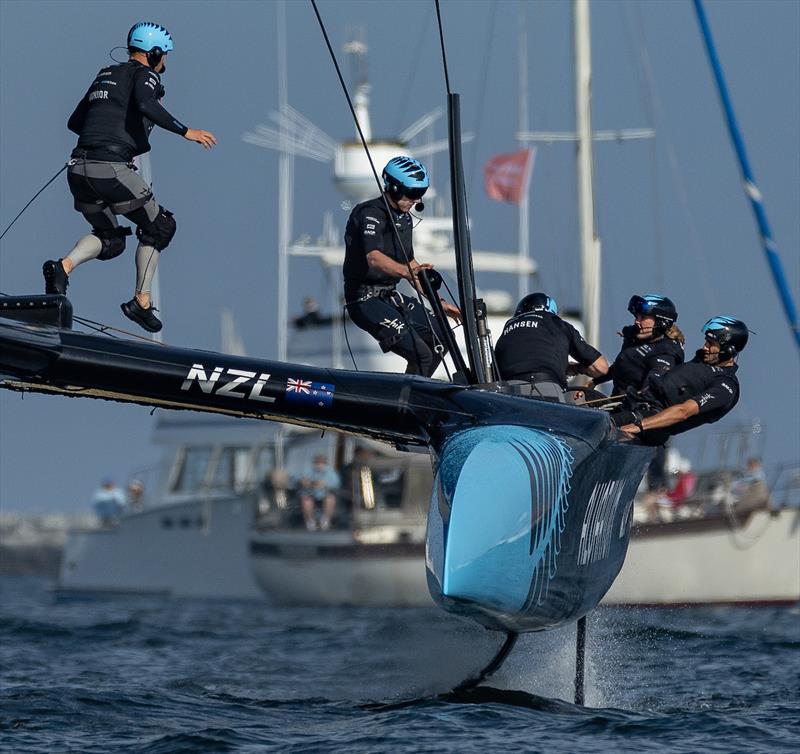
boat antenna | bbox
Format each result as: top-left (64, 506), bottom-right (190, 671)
top-left (434, 0), bottom-right (489, 384)
top-left (309, 0), bottom-right (469, 381)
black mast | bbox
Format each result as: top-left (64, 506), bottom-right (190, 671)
top-left (447, 92), bottom-right (486, 384)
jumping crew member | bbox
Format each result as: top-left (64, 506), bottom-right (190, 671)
top-left (43, 21), bottom-right (217, 332)
top-left (494, 292), bottom-right (608, 402)
top-left (344, 156), bottom-right (461, 377)
top-left (617, 316), bottom-right (748, 444)
top-left (588, 294), bottom-right (684, 395)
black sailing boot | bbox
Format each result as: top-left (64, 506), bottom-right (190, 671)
top-left (121, 297), bottom-right (163, 333)
top-left (42, 259), bottom-right (69, 295)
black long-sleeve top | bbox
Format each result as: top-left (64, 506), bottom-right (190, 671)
top-left (595, 325), bottom-right (684, 394)
top-left (68, 60), bottom-right (187, 162)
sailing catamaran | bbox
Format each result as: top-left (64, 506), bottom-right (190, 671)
top-left (0, 0), bottom-right (655, 657)
top-left (6, 0), bottom-right (795, 701)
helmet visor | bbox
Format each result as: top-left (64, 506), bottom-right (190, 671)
top-left (628, 295), bottom-right (656, 317)
top-left (398, 186), bottom-right (427, 200)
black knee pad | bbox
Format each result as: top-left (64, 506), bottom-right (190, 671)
top-left (136, 206), bottom-right (176, 251)
top-left (92, 226), bottom-right (132, 261)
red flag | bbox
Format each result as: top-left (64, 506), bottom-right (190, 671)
top-left (483, 148), bottom-right (535, 205)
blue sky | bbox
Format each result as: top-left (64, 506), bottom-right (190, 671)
top-left (1, 0), bottom-right (798, 512)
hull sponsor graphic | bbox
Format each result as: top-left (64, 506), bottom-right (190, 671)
top-left (511, 433), bottom-right (573, 609)
top-left (578, 479), bottom-right (625, 566)
top-left (180, 363), bottom-right (275, 403)
top-left (284, 377), bottom-right (335, 408)
top-left (434, 425), bottom-right (573, 614)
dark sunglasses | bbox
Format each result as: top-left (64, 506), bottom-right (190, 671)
top-left (400, 186), bottom-right (427, 200)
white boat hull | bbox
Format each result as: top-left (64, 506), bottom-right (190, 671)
top-left (249, 508), bottom-right (800, 607)
top-left (58, 497), bottom-right (263, 600)
top-left (603, 508), bottom-right (800, 606)
top-left (249, 530), bottom-right (431, 606)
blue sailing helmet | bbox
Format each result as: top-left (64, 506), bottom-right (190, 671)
top-left (127, 22), bottom-right (174, 54)
top-left (382, 156), bottom-right (429, 200)
top-left (702, 316), bottom-right (749, 359)
top-left (628, 294), bottom-right (677, 334)
top-left (515, 292), bottom-right (558, 317)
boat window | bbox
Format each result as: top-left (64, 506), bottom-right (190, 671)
top-left (171, 447), bottom-right (213, 493)
top-left (211, 446), bottom-right (254, 492)
top-left (375, 468), bottom-right (406, 509)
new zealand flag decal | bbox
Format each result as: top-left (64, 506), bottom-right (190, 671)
top-left (285, 377), bottom-right (335, 408)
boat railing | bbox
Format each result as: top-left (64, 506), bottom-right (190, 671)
top-left (254, 456), bottom-right (429, 532)
top-left (767, 462), bottom-right (800, 510)
top-left (632, 465), bottom-right (776, 527)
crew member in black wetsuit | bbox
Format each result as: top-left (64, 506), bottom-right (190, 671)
top-left (42, 21), bottom-right (216, 332)
top-left (494, 292), bottom-right (608, 401)
top-left (589, 294), bottom-right (684, 492)
top-left (588, 294), bottom-right (684, 396)
top-left (616, 316), bottom-right (748, 444)
top-left (344, 156), bottom-right (461, 377)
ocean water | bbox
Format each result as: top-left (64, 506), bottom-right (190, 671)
top-left (1, 576), bottom-right (798, 753)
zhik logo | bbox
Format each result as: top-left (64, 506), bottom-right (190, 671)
top-left (380, 318), bottom-right (406, 333)
top-left (180, 364), bottom-right (276, 403)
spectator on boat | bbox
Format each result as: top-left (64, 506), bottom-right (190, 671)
top-left (587, 294), bottom-right (684, 396)
top-left (43, 21), bottom-right (216, 333)
top-left (126, 479), bottom-right (145, 510)
top-left (343, 156), bottom-right (461, 377)
top-left (667, 462), bottom-right (697, 507)
top-left (731, 457), bottom-right (770, 509)
top-left (645, 459), bottom-right (698, 522)
top-left (494, 292), bottom-right (608, 402)
top-left (298, 455), bottom-right (341, 531)
top-left (92, 479), bottom-right (126, 526)
top-left (617, 317), bottom-right (749, 445)
top-left (293, 297), bottom-right (333, 329)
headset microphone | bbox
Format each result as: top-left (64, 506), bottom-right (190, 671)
top-left (415, 202), bottom-right (424, 212)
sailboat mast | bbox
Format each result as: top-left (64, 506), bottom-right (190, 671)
top-left (277, 0), bottom-right (292, 363)
top-left (573, 0), bottom-right (601, 346)
top-left (517, 1), bottom-right (531, 302)
top-left (448, 93), bottom-right (486, 384)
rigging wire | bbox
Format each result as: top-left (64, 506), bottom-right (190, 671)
top-left (433, 0), bottom-right (495, 383)
top-left (72, 314), bottom-right (169, 344)
top-left (0, 162), bottom-right (168, 346)
top-left (434, 0), bottom-right (452, 96)
top-left (309, 0), bottom-right (453, 381)
top-left (621, 1), bottom-right (719, 312)
top-left (620, 0), bottom-right (665, 291)
top-left (0, 164), bottom-right (68, 242)
top-left (393, 12), bottom-right (432, 129)
top-left (0, 289), bottom-right (168, 344)
top-left (466, 2), bottom-right (498, 196)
